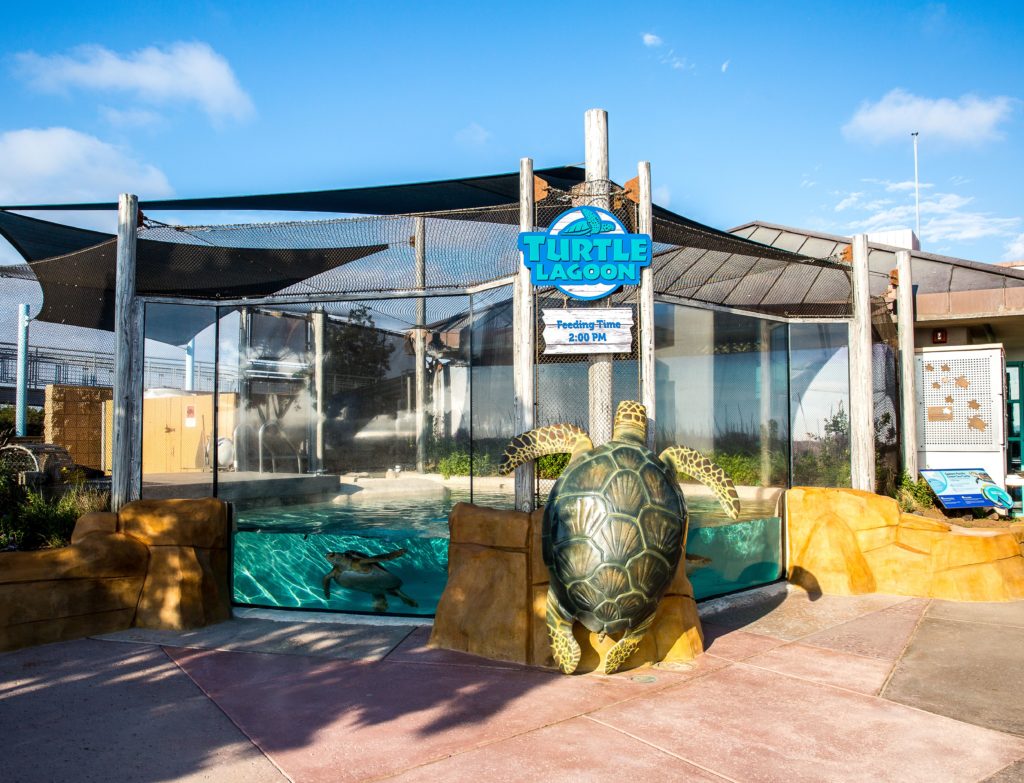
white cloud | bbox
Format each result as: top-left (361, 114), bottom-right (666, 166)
top-left (642, 33), bottom-right (662, 47)
top-left (721, 59), bottom-right (730, 73)
top-left (1004, 233), bottom-right (1024, 262)
top-left (800, 179), bottom-right (816, 189)
top-left (847, 191), bottom-right (1020, 243)
top-left (835, 192), bottom-right (864, 212)
top-left (15, 42), bottom-right (254, 124)
top-left (454, 122), bottom-right (490, 147)
top-left (653, 184), bottom-right (671, 206)
top-left (842, 89), bottom-right (1015, 144)
top-left (0, 127), bottom-right (172, 205)
top-left (100, 106), bottom-right (163, 128)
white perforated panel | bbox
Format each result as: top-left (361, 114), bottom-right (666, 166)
top-left (917, 351), bottom-right (998, 448)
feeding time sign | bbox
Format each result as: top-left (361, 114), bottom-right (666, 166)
top-left (542, 308), bottom-right (634, 355)
top-left (518, 206), bottom-right (651, 300)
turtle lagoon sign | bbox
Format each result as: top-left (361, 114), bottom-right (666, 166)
top-left (518, 206), bottom-right (652, 300)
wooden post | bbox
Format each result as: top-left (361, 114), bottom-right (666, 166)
top-left (312, 308), bottom-right (326, 474)
top-left (514, 157), bottom-right (536, 511)
top-left (414, 216), bottom-right (427, 473)
top-left (896, 249), bottom-right (919, 479)
top-left (849, 234), bottom-right (876, 492)
top-left (112, 193), bottom-right (142, 510)
top-left (585, 108), bottom-right (613, 446)
top-left (637, 161), bottom-right (655, 449)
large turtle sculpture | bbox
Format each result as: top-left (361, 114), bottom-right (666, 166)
top-left (500, 400), bottom-right (740, 675)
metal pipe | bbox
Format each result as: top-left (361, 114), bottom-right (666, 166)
top-left (15, 303), bottom-right (29, 437)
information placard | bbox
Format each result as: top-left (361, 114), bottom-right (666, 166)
top-left (541, 308), bottom-right (633, 355)
top-left (919, 468), bottom-right (1013, 509)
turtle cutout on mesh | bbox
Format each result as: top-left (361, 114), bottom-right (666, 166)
top-left (500, 400), bottom-right (740, 675)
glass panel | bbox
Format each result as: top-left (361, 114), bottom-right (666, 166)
top-left (789, 323), bottom-right (851, 487)
top-left (1007, 367), bottom-right (1020, 402)
top-left (229, 296), bottom-right (475, 616)
top-left (468, 286), bottom-right (515, 508)
top-left (140, 303), bottom-right (217, 499)
top-left (653, 302), bottom-right (788, 599)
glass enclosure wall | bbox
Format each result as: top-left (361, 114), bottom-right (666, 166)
top-left (789, 323), bottom-right (852, 488)
top-left (653, 302), bottom-right (790, 599)
top-left (139, 303), bottom-right (218, 499)
top-left (139, 294), bottom-right (853, 611)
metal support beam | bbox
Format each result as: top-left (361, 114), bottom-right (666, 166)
top-left (896, 249), bottom-right (918, 479)
top-left (414, 216), bottom-right (427, 473)
top-left (637, 161), bottom-right (655, 448)
top-left (15, 303), bottom-right (29, 437)
top-left (759, 320), bottom-right (773, 485)
top-left (849, 234), bottom-right (876, 492)
top-left (514, 158), bottom-right (537, 511)
top-left (312, 308), bottom-right (326, 474)
top-left (585, 108), bottom-right (613, 446)
top-left (112, 193), bottom-right (142, 511)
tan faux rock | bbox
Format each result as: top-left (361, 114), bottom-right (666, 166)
top-left (787, 486), bottom-right (1024, 602)
top-left (134, 545), bottom-right (230, 630)
top-left (429, 542), bottom-right (529, 663)
top-left (71, 512), bottom-right (119, 543)
top-left (119, 498), bottom-right (228, 549)
top-left (449, 502), bottom-right (530, 549)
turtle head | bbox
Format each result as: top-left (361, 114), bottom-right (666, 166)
top-left (612, 400), bottom-right (647, 443)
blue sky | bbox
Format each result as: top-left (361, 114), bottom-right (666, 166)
top-left (1, 0), bottom-right (1022, 263)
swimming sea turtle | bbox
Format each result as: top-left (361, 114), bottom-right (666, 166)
top-left (322, 549), bottom-right (419, 612)
top-left (500, 400), bottom-right (740, 674)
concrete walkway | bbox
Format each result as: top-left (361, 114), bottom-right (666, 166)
top-left (2, 586), bottom-right (1023, 782)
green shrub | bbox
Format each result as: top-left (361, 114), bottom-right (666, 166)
top-left (896, 471), bottom-right (936, 513)
top-left (435, 450), bottom-right (495, 479)
top-left (537, 452), bottom-right (570, 480)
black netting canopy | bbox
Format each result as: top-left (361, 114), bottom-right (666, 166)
top-left (0, 168), bottom-right (859, 346)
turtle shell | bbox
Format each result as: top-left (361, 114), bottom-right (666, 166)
top-left (542, 439), bottom-right (687, 637)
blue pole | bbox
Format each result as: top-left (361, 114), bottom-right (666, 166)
top-left (15, 303), bottom-right (29, 437)
top-left (184, 338), bottom-right (196, 391)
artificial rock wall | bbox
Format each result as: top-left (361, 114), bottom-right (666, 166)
top-left (0, 498), bottom-right (231, 652)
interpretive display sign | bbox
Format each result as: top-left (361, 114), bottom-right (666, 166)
top-left (919, 468), bottom-right (1013, 510)
top-left (541, 308), bottom-right (633, 355)
top-left (518, 206), bottom-right (651, 300)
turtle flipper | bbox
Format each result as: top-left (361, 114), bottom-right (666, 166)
top-left (322, 573), bottom-right (333, 599)
top-left (363, 548), bottom-right (407, 563)
top-left (659, 446), bottom-right (741, 520)
top-left (371, 594), bottom-right (388, 612)
top-left (601, 614), bottom-right (655, 675)
top-left (499, 424), bottom-right (593, 475)
top-left (546, 587), bottom-right (582, 674)
top-left (390, 588), bottom-right (419, 608)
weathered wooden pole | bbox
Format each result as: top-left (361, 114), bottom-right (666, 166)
top-left (637, 160), bottom-right (656, 449)
top-left (312, 308), bottom-right (326, 473)
top-left (849, 234), bottom-right (876, 492)
top-left (514, 157), bottom-right (536, 511)
top-left (15, 303), bottom-right (30, 437)
top-left (585, 108), bottom-right (613, 446)
top-left (112, 193), bottom-right (143, 510)
top-left (896, 249), bottom-right (918, 479)
top-left (414, 216), bottom-right (427, 473)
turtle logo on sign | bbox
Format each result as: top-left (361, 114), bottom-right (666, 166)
top-left (517, 206), bottom-right (652, 301)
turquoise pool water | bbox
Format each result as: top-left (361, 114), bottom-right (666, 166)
top-left (232, 490), bottom-right (782, 614)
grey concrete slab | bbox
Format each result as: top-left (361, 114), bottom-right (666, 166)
top-left (927, 599), bottom-right (1024, 629)
top-left (985, 759), bottom-right (1024, 782)
top-left (0, 638), bottom-right (286, 783)
top-left (883, 616), bottom-right (1024, 736)
top-left (700, 585), bottom-right (910, 641)
top-left (799, 599), bottom-right (929, 660)
top-left (96, 618), bottom-right (414, 661)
